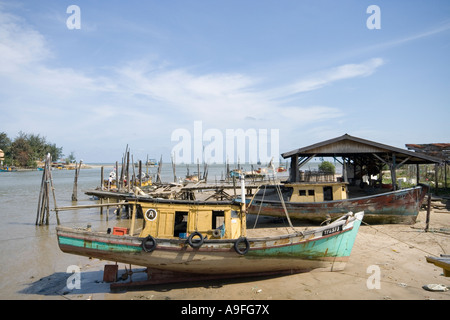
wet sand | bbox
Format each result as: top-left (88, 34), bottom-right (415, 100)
top-left (16, 204), bottom-right (449, 302)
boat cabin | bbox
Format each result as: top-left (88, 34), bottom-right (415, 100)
top-left (136, 199), bottom-right (245, 240)
top-left (253, 182), bottom-right (348, 203)
top-left (286, 182), bottom-right (348, 202)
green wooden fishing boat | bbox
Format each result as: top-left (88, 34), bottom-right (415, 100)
top-left (57, 193), bottom-right (364, 276)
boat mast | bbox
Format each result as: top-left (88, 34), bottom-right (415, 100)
top-left (240, 174), bottom-right (247, 237)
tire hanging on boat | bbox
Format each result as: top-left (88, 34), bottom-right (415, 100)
top-left (234, 237), bottom-right (250, 255)
top-left (187, 231), bottom-right (204, 248)
top-left (141, 235), bottom-right (157, 252)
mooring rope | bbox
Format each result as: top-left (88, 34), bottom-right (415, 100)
top-left (252, 184), bottom-right (266, 229)
top-left (359, 219), bottom-right (446, 256)
top-left (275, 184), bottom-right (295, 232)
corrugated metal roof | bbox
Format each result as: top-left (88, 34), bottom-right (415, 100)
top-left (406, 143), bottom-right (450, 161)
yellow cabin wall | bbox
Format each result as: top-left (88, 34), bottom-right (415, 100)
top-left (157, 210), bottom-right (174, 238)
top-left (138, 202), bottom-right (243, 240)
top-left (287, 183), bottom-right (347, 203)
top-left (334, 185), bottom-right (347, 200)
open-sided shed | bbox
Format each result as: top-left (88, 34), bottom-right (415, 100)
top-left (406, 143), bottom-right (450, 189)
top-left (281, 134), bottom-right (441, 189)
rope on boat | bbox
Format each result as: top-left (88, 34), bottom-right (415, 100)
top-left (251, 185), bottom-right (265, 229)
top-left (275, 184), bottom-right (295, 231)
top-left (249, 183), bottom-right (302, 234)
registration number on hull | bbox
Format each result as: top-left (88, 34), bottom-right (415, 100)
top-left (322, 225), bottom-right (343, 236)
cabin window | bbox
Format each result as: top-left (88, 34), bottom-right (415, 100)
top-left (299, 190), bottom-right (306, 196)
top-left (173, 211), bottom-right (188, 237)
top-left (323, 186), bottom-right (333, 201)
top-left (212, 211), bottom-right (225, 229)
top-left (257, 186), bottom-right (293, 201)
top-left (308, 190), bottom-right (315, 196)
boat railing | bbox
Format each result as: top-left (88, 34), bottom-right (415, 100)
top-left (300, 170), bottom-right (336, 182)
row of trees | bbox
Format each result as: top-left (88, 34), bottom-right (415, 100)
top-left (0, 132), bottom-right (64, 168)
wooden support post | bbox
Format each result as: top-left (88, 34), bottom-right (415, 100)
top-left (130, 201), bottom-right (137, 236)
top-left (289, 155), bottom-right (299, 182)
top-left (416, 164), bottom-right (420, 184)
top-left (445, 162), bottom-right (448, 190)
top-left (342, 157), bottom-right (348, 183)
top-left (435, 163), bottom-right (438, 191)
top-left (425, 195), bottom-right (431, 232)
top-left (391, 153), bottom-right (397, 190)
top-left (106, 198), bottom-right (109, 221)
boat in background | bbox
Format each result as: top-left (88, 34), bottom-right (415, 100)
top-left (104, 170), bottom-right (152, 189)
top-left (146, 159), bottom-right (158, 167)
top-left (248, 182), bottom-right (428, 224)
top-left (0, 166), bottom-right (17, 172)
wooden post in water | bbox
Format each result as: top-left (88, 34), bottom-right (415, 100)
top-left (71, 160), bottom-right (82, 201)
top-left (100, 166), bottom-right (104, 215)
top-left (172, 154), bottom-right (177, 183)
top-left (131, 154), bottom-right (136, 191)
top-left (49, 165), bottom-right (60, 225)
top-left (115, 161), bottom-right (119, 191)
top-left (36, 154), bottom-right (59, 225)
top-left (100, 166), bottom-right (104, 190)
top-left (127, 150), bottom-right (130, 193)
top-left (138, 160), bottom-right (142, 187)
top-left (197, 159), bottom-right (200, 181)
top-left (156, 155), bottom-right (162, 184)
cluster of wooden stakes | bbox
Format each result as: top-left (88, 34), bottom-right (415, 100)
top-left (35, 145), bottom-right (147, 226)
top-left (35, 153), bottom-right (82, 226)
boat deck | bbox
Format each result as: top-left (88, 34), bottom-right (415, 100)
top-left (426, 254), bottom-right (450, 277)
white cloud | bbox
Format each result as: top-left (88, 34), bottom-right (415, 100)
top-left (111, 57), bottom-right (385, 129)
top-left (279, 106), bottom-right (343, 125)
top-left (0, 11), bottom-right (50, 72)
top-left (268, 58), bottom-right (384, 98)
top-left (0, 7), bottom-right (385, 161)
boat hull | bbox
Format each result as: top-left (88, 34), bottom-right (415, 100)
top-left (56, 212), bottom-right (363, 275)
top-left (248, 185), bottom-right (428, 225)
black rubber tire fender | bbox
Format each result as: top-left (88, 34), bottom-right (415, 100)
top-left (187, 231), bottom-right (204, 248)
top-left (234, 237), bottom-right (250, 255)
top-left (141, 235), bottom-right (157, 252)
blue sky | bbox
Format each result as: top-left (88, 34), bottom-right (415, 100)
top-left (0, 1), bottom-right (449, 163)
